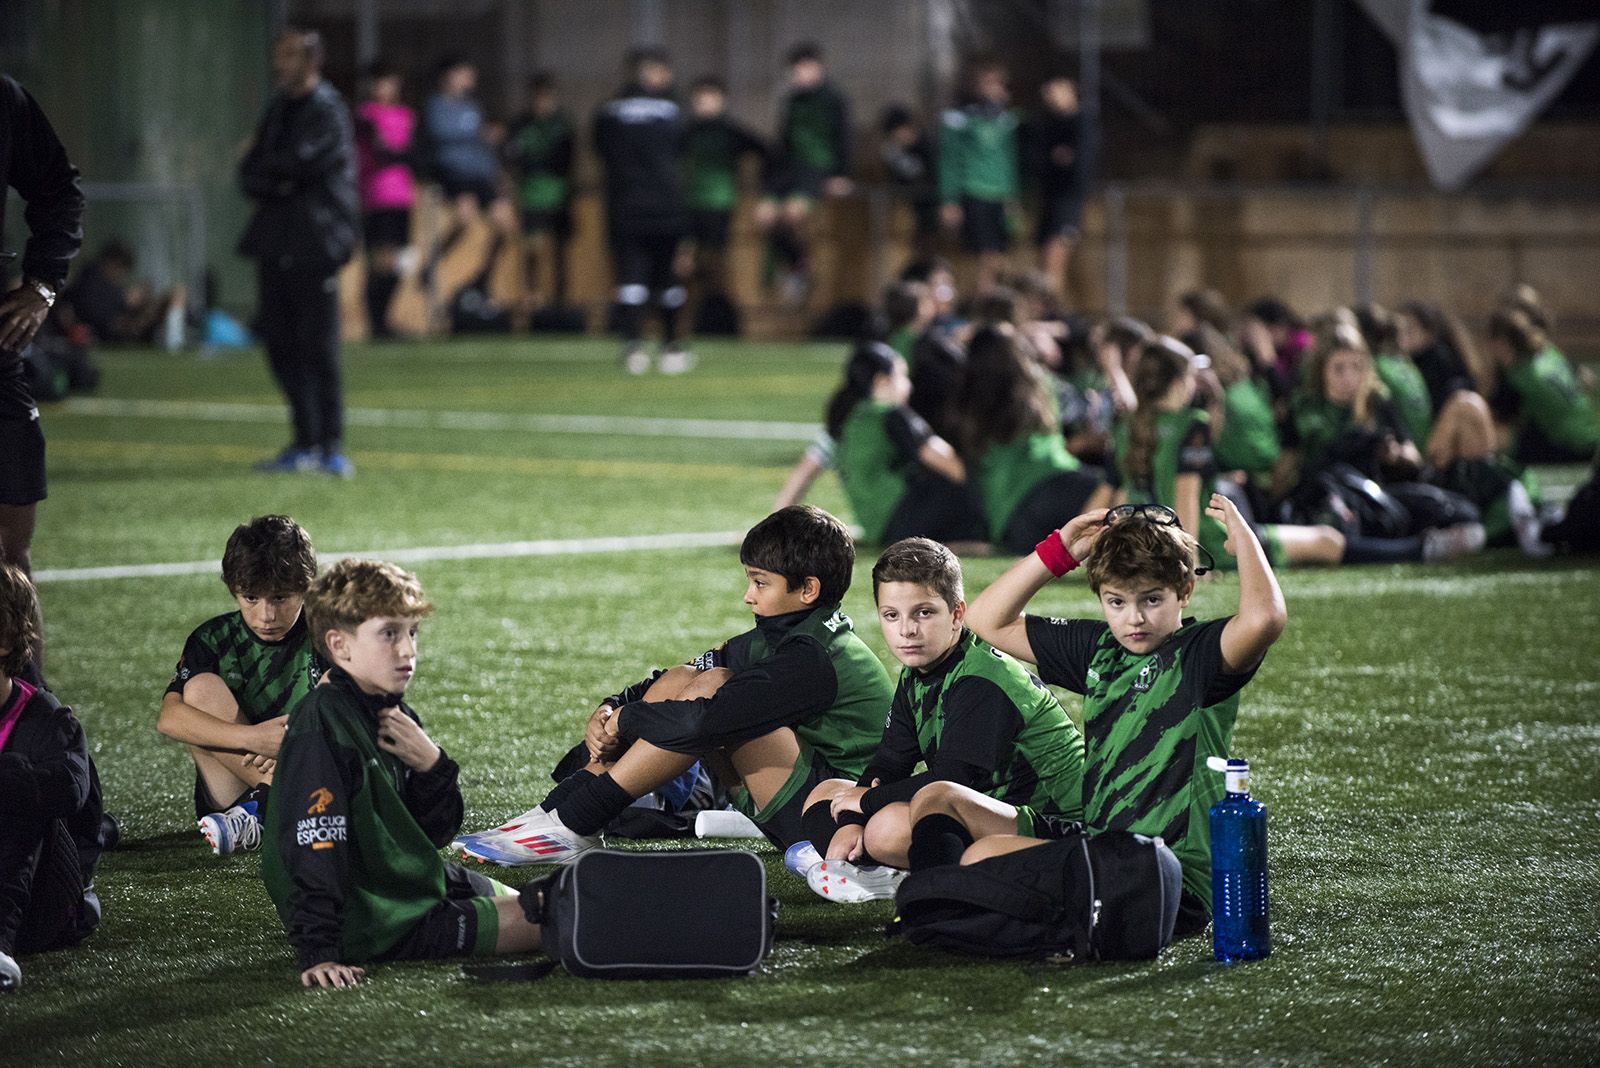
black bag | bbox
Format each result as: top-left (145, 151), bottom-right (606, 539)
top-left (527, 849), bottom-right (777, 978)
top-left (890, 831), bottom-right (1182, 963)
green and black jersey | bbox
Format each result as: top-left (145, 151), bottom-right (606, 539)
top-left (261, 668), bottom-right (479, 968)
top-left (938, 102), bottom-right (1020, 203)
top-left (1374, 353), bottom-right (1433, 446)
top-left (836, 399), bottom-right (936, 543)
top-left (1505, 345), bottom-right (1600, 459)
top-left (972, 429), bottom-right (1084, 542)
top-left (1289, 392), bottom-right (1411, 479)
top-left (614, 603), bottom-right (893, 813)
top-left (503, 110), bottom-right (575, 212)
top-left (1212, 378), bottom-right (1281, 478)
top-left (166, 612), bottom-right (324, 723)
top-left (683, 116), bottom-right (766, 213)
top-left (1112, 407), bottom-right (1235, 569)
top-left (780, 82), bottom-right (850, 178)
top-left (857, 629), bottom-right (1084, 820)
top-left (1024, 614), bottom-right (1260, 912)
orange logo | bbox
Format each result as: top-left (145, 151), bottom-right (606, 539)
top-left (307, 787), bottom-right (334, 815)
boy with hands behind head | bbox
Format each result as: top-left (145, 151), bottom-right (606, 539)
top-left (916, 494), bottom-right (1286, 936)
top-left (261, 559), bottom-right (541, 989)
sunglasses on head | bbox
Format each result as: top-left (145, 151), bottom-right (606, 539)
top-left (1102, 503), bottom-right (1215, 576)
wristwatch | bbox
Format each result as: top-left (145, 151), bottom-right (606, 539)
top-left (24, 278), bottom-right (55, 308)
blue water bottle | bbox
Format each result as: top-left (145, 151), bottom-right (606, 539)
top-left (1207, 755), bottom-right (1271, 962)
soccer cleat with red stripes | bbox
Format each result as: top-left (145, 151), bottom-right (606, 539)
top-left (803, 858), bottom-right (907, 903)
top-left (457, 810), bottom-right (601, 866)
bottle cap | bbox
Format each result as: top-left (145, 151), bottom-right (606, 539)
top-left (1207, 756), bottom-right (1251, 794)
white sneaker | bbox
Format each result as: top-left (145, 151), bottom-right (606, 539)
top-left (198, 803), bottom-right (261, 856)
top-left (621, 343), bottom-right (651, 376)
top-left (459, 810), bottom-right (600, 866)
top-left (783, 841), bottom-right (821, 877)
top-left (1507, 481), bottom-right (1553, 558)
top-left (450, 805), bottom-right (547, 854)
top-left (804, 858), bottom-right (907, 903)
top-left (1421, 521), bottom-right (1487, 561)
top-left (0, 951), bottom-right (18, 992)
top-left (658, 345), bottom-right (695, 375)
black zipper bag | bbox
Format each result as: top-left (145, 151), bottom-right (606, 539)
top-left (522, 848), bottom-right (778, 979)
top-left (888, 830), bottom-right (1182, 963)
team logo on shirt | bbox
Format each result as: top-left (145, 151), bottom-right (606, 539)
top-left (1133, 657), bottom-right (1161, 692)
top-left (307, 787), bottom-right (334, 814)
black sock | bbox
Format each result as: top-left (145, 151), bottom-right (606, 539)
top-left (801, 799), bottom-right (840, 854)
top-left (539, 768), bottom-right (596, 813)
top-left (554, 772), bottom-right (633, 837)
top-left (908, 813), bottom-right (973, 871)
top-left (244, 782), bottom-right (270, 812)
top-left (365, 270), bottom-right (399, 335)
top-left (1342, 533), bottom-right (1425, 564)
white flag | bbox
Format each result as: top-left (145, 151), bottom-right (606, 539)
top-left (1358, 0), bottom-right (1599, 190)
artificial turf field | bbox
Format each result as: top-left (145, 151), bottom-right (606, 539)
top-left (6, 336), bottom-right (1598, 1066)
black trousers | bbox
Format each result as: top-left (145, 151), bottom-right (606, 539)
top-left (0, 815), bottom-right (96, 957)
top-left (256, 262), bottom-right (344, 452)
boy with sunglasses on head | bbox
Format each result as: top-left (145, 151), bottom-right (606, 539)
top-left (912, 494), bottom-right (1286, 938)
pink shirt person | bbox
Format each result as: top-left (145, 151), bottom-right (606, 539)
top-left (356, 100), bottom-right (415, 211)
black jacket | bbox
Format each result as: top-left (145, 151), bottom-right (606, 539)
top-left (0, 74), bottom-right (82, 289)
top-left (0, 682), bottom-right (104, 953)
top-left (592, 86), bottom-right (686, 235)
top-left (238, 80), bottom-right (359, 273)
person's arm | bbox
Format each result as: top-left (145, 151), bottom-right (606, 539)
top-left (967, 509), bottom-right (1109, 663)
top-left (0, 77), bottom-right (84, 352)
top-left (1096, 340), bottom-right (1138, 414)
top-left (857, 677), bottom-right (1022, 815)
top-left (252, 91), bottom-right (354, 187)
top-left (827, 85), bottom-right (851, 180)
top-left (387, 709), bottom-right (462, 848)
top-left (774, 436), bottom-right (831, 510)
top-left (0, 708), bottom-right (91, 820)
top-left (1174, 417), bottom-right (1216, 539)
top-left (271, 711), bottom-right (361, 975)
top-left (614, 636), bottom-right (837, 753)
top-left (916, 437), bottom-right (966, 484)
top-left (553, 119), bottom-right (576, 180)
top-left (886, 406), bottom-right (964, 484)
top-left (848, 684), bottom-right (923, 795)
top-left (157, 689), bottom-right (284, 757)
top-left (937, 110), bottom-right (964, 223)
top-left (1205, 492), bottom-right (1287, 674)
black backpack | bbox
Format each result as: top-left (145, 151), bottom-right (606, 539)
top-left (890, 831), bottom-right (1182, 963)
top-left (524, 849), bottom-right (777, 979)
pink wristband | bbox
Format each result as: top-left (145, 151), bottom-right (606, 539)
top-left (1034, 531), bottom-right (1079, 577)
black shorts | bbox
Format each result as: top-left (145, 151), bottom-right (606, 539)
top-left (1035, 192), bottom-right (1083, 244)
top-left (688, 209), bottom-right (732, 250)
top-left (520, 207), bottom-right (573, 240)
top-left (1000, 466), bottom-right (1106, 555)
top-left (363, 209), bottom-right (410, 250)
top-left (737, 745), bottom-right (843, 852)
top-left (0, 413), bottom-right (46, 506)
top-left (609, 230), bottom-right (683, 296)
top-left (438, 172), bottom-right (499, 208)
top-left (883, 471), bottom-right (989, 546)
top-left (377, 863), bottom-right (502, 962)
top-left (766, 160), bottom-right (825, 201)
top-left (960, 196), bottom-right (1011, 254)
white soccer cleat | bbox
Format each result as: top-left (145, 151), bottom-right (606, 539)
top-left (621, 343), bottom-right (651, 376)
top-left (658, 345), bottom-right (695, 375)
top-left (1421, 521), bottom-right (1487, 561)
top-left (198, 802), bottom-right (261, 856)
top-left (458, 810), bottom-right (600, 866)
top-left (450, 805), bottom-right (548, 854)
top-left (804, 858), bottom-right (907, 903)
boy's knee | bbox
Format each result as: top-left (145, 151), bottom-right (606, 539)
top-left (803, 777), bottom-right (854, 810)
top-left (908, 779), bottom-right (963, 823)
top-left (1316, 525), bottom-right (1346, 560)
top-left (862, 805), bottom-right (910, 859)
top-left (678, 667), bottom-right (733, 701)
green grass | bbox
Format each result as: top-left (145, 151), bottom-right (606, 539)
top-left (7, 337), bottom-right (1598, 1066)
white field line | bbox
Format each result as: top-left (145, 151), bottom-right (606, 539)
top-left (33, 529), bottom-right (746, 584)
top-left (58, 397), bottom-right (821, 442)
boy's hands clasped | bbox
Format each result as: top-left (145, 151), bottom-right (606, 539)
top-left (375, 708), bottom-right (441, 772)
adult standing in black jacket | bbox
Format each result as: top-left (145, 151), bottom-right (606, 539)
top-left (0, 75), bottom-right (83, 603)
top-left (240, 29), bottom-right (359, 478)
top-left (593, 48), bottom-right (691, 375)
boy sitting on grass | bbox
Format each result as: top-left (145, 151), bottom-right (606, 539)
top-left (157, 516), bottom-right (324, 855)
top-left (905, 495), bottom-right (1286, 937)
top-left (454, 506), bottom-right (894, 864)
top-left (0, 564), bottom-right (106, 993)
top-left (261, 559), bottom-right (542, 989)
top-left (793, 537), bottom-right (1085, 903)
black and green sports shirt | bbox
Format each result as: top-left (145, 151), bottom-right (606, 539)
top-left (1024, 614), bottom-right (1261, 912)
top-left (166, 611), bottom-right (324, 723)
top-left (858, 629), bottom-right (1084, 820)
